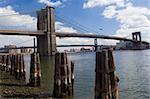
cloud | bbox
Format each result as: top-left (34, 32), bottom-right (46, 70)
top-left (55, 21), bottom-right (117, 50)
top-left (55, 21), bottom-right (78, 33)
top-left (0, 35), bottom-right (35, 47)
top-left (116, 4), bottom-right (150, 28)
top-left (0, 6), bottom-right (36, 47)
top-left (115, 27), bottom-right (150, 42)
top-left (0, 6), bottom-right (96, 48)
top-left (83, 0), bottom-right (128, 8)
top-left (55, 21), bottom-right (95, 48)
top-left (0, 5), bottom-right (118, 49)
top-left (102, 5), bottom-right (117, 18)
top-left (103, 3), bottom-right (150, 42)
top-left (37, 0), bottom-right (63, 7)
top-left (0, 6), bottom-right (37, 30)
top-left (83, 0), bottom-right (150, 43)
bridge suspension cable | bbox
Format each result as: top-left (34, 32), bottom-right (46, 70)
top-left (55, 11), bottom-right (101, 34)
top-left (55, 15), bottom-right (91, 33)
top-left (16, 38), bottom-right (34, 46)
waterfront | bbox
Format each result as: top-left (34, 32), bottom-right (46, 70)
top-left (0, 50), bottom-right (150, 98)
top-left (68, 50), bottom-right (150, 99)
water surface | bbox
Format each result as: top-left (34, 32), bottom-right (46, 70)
top-left (24, 50), bottom-right (150, 98)
top-left (68, 50), bottom-right (150, 99)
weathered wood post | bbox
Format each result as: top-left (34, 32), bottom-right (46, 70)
top-left (1, 53), bottom-right (26, 81)
top-left (95, 50), bottom-right (119, 99)
top-left (71, 61), bottom-right (74, 96)
top-left (37, 6), bottom-right (56, 56)
top-left (36, 53), bottom-right (41, 86)
top-left (15, 54), bottom-right (20, 79)
top-left (108, 50), bottom-right (119, 99)
top-left (54, 53), bottom-right (61, 97)
top-left (29, 53), bottom-right (36, 86)
top-left (10, 54), bottom-right (15, 75)
top-left (0, 55), bottom-right (3, 70)
top-left (29, 53), bottom-right (41, 86)
top-left (10, 54), bottom-right (13, 75)
top-left (33, 38), bottom-right (36, 53)
top-left (6, 55), bottom-right (11, 72)
top-left (0, 55), bottom-right (2, 69)
top-left (22, 54), bottom-right (26, 80)
top-left (54, 53), bottom-right (74, 98)
top-left (95, 51), bottom-right (109, 99)
top-left (60, 53), bottom-right (68, 97)
top-left (1, 55), bottom-right (7, 71)
top-left (19, 54), bottom-right (26, 80)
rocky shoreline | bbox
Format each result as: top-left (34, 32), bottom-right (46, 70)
top-left (0, 69), bottom-right (52, 98)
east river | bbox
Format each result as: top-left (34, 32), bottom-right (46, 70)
top-left (23, 49), bottom-right (150, 99)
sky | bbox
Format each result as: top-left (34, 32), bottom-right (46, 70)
top-left (0, 0), bottom-right (149, 49)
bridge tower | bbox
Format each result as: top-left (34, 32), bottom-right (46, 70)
top-left (37, 6), bottom-right (56, 56)
top-left (132, 32), bottom-right (141, 41)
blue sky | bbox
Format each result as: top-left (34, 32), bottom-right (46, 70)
top-left (0, 0), bottom-right (149, 48)
top-left (0, 0), bottom-right (119, 35)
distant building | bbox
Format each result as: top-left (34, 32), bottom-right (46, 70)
top-left (98, 45), bottom-right (116, 50)
top-left (80, 47), bottom-right (92, 52)
top-left (70, 48), bottom-right (76, 52)
top-left (21, 48), bottom-right (32, 53)
top-left (116, 41), bottom-right (149, 50)
top-left (4, 45), bottom-right (17, 53)
top-left (116, 32), bottom-right (150, 50)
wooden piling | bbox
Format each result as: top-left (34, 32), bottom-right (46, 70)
top-left (29, 53), bottom-right (36, 86)
top-left (0, 55), bottom-right (2, 70)
top-left (0, 53), bottom-right (26, 83)
top-left (15, 54), bottom-right (20, 79)
top-left (10, 54), bottom-right (15, 75)
top-left (65, 53), bottom-right (73, 96)
top-left (19, 54), bottom-right (26, 80)
top-left (71, 61), bottom-right (74, 96)
top-left (95, 50), bottom-right (119, 99)
top-left (54, 52), bottom-right (61, 97)
top-left (13, 54), bottom-right (17, 77)
top-left (1, 55), bottom-right (7, 71)
top-left (10, 54), bottom-right (13, 75)
top-left (6, 55), bottom-right (11, 72)
top-left (29, 53), bottom-right (41, 87)
top-left (0, 55), bottom-right (3, 70)
top-left (60, 53), bottom-right (68, 97)
top-left (95, 51), bottom-right (104, 98)
top-left (53, 52), bottom-right (74, 98)
top-left (108, 50), bottom-right (119, 99)
top-left (22, 54), bottom-right (26, 80)
top-left (36, 53), bottom-right (41, 86)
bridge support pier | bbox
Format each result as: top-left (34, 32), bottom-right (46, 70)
top-left (37, 6), bottom-right (56, 56)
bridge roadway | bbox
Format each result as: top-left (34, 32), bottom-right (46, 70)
top-left (0, 30), bottom-right (135, 41)
top-left (0, 30), bottom-right (149, 44)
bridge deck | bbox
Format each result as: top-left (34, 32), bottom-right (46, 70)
top-left (0, 30), bottom-right (135, 41)
top-left (55, 32), bottom-right (134, 41)
top-left (0, 30), bottom-right (148, 44)
top-left (0, 30), bottom-right (44, 36)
